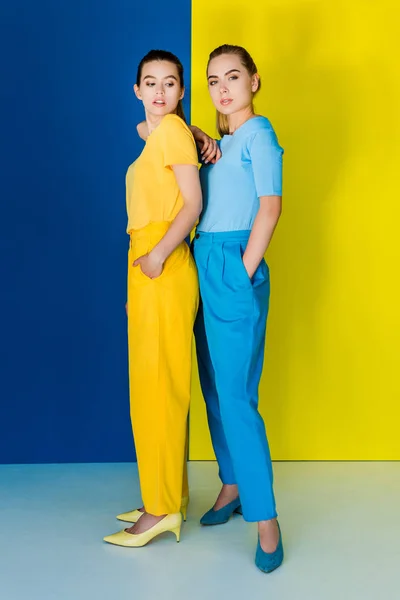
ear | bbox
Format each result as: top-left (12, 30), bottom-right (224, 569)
top-left (134, 84), bottom-right (142, 101)
top-left (179, 86), bottom-right (185, 101)
top-left (251, 74), bottom-right (260, 93)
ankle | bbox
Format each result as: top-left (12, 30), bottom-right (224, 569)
top-left (219, 484), bottom-right (239, 500)
top-left (258, 518), bottom-right (277, 530)
top-left (258, 519), bottom-right (280, 553)
top-left (258, 520), bottom-right (279, 539)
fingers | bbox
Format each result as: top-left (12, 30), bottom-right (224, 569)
top-left (133, 254), bottom-right (146, 267)
top-left (203, 139), bottom-right (222, 164)
top-left (210, 145), bottom-right (222, 164)
top-left (200, 139), bottom-right (210, 159)
top-left (202, 139), bottom-right (218, 164)
top-left (132, 253), bottom-right (162, 279)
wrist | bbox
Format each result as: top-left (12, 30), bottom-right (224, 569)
top-left (190, 125), bottom-right (203, 143)
top-left (149, 247), bottom-right (165, 265)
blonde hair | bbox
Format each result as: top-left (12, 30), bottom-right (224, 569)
top-left (207, 44), bottom-right (260, 137)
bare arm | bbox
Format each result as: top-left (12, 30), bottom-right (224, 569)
top-left (133, 164), bottom-right (202, 278)
top-left (243, 195), bottom-right (282, 278)
top-left (151, 164), bottom-right (202, 263)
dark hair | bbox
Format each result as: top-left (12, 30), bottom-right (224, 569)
top-left (136, 49), bottom-right (186, 122)
top-left (207, 44), bottom-right (260, 137)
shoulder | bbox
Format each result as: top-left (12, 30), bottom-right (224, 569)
top-left (160, 114), bottom-right (193, 137)
top-left (136, 121), bottom-right (148, 141)
top-left (247, 117), bottom-right (282, 148)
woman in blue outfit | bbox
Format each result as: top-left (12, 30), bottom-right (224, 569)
top-left (192, 44), bottom-right (284, 573)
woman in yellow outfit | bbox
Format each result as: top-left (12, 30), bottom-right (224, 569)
top-left (104, 50), bottom-right (203, 548)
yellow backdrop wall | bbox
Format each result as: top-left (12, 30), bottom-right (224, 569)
top-left (189, 0), bottom-right (400, 460)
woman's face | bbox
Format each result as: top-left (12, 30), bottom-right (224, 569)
top-left (134, 60), bottom-right (184, 117)
top-left (207, 53), bottom-right (259, 116)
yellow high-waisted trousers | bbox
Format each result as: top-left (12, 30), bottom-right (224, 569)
top-left (127, 222), bottom-right (199, 516)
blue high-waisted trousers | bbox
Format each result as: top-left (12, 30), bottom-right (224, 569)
top-left (193, 230), bottom-right (277, 522)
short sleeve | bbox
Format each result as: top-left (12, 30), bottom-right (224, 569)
top-left (160, 115), bottom-right (199, 168)
top-left (248, 128), bottom-right (283, 197)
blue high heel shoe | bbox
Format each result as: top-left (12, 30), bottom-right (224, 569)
top-left (255, 521), bottom-right (284, 573)
top-left (200, 496), bottom-right (242, 526)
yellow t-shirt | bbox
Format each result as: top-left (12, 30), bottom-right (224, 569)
top-left (126, 114), bottom-right (198, 233)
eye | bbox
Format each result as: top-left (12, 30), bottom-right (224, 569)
top-left (146, 82), bottom-right (155, 87)
top-left (209, 80), bottom-right (218, 86)
top-left (165, 82), bottom-right (175, 87)
top-left (228, 75), bottom-right (238, 81)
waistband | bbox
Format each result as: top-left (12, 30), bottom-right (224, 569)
top-left (129, 221), bottom-right (171, 241)
top-left (194, 229), bottom-right (251, 244)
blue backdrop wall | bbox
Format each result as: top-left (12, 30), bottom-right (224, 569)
top-left (0, 1), bottom-right (191, 463)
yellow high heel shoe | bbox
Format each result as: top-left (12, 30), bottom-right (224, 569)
top-left (181, 495), bottom-right (189, 522)
top-left (116, 496), bottom-right (189, 523)
top-left (103, 513), bottom-right (182, 547)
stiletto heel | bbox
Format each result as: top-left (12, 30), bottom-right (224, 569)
top-left (172, 525), bottom-right (181, 542)
top-left (181, 496), bottom-right (189, 522)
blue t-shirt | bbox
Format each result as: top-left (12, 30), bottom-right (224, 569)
top-left (198, 116), bottom-right (283, 233)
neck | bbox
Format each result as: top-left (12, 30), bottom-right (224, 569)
top-left (227, 105), bottom-right (255, 134)
top-left (145, 112), bottom-right (164, 134)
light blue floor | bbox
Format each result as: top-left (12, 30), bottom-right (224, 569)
top-left (0, 461), bottom-right (399, 600)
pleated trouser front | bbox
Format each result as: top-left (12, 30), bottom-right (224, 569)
top-left (193, 230), bottom-right (277, 521)
top-left (127, 222), bottom-right (199, 515)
